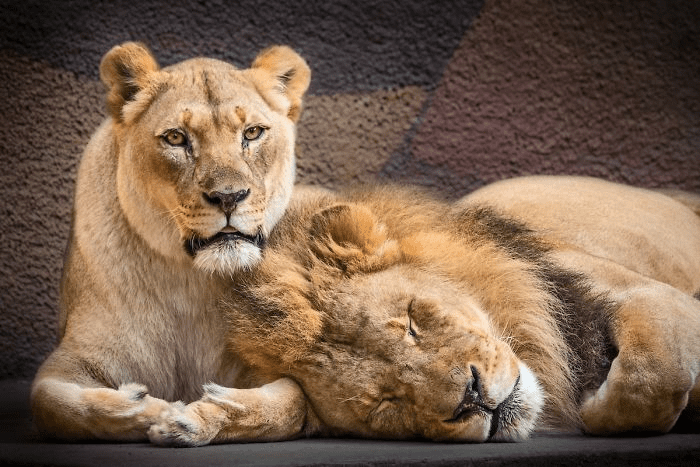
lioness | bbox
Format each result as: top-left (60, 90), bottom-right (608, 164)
top-left (149, 176), bottom-right (700, 445)
top-left (31, 42), bottom-right (310, 440)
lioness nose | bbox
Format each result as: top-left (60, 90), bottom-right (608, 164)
top-left (204, 189), bottom-right (250, 214)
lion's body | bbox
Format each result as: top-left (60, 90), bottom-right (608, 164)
top-left (149, 176), bottom-right (700, 445)
top-left (31, 43), bottom-right (310, 441)
top-left (464, 176), bottom-right (700, 296)
top-left (464, 176), bottom-right (700, 434)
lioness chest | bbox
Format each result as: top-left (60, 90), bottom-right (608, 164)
top-left (64, 249), bottom-right (241, 403)
top-left (118, 274), bottom-right (241, 403)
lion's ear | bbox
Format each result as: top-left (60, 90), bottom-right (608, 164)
top-left (248, 46), bottom-right (311, 123)
top-left (310, 204), bottom-right (400, 273)
top-left (99, 42), bottom-right (160, 121)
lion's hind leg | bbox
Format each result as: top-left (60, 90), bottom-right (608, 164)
top-left (583, 287), bottom-right (700, 434)
top-left (553, 250), bottom-right (700, 435)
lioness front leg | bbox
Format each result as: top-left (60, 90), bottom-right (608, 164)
top-left (148, 378), bottom-right (312, 447)
top-left (31, 377), bottom-right (177, 441)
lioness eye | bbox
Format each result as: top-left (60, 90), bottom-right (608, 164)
top-left (243, 126), bottom-right (264, 141)
top-left (163, 130), bottom-right (187, 146)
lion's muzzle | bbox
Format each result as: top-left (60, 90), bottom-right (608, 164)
top-left (182, 186), bottom-right (269, 273)
top-left (440, 362), bottom-right (543, 442)
top-left (445, 366), bottom-right (522, 440)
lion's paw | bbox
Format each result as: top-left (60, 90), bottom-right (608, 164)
top-left (148, 403), bottom-right (211, 447)
top-left (81, 383), bottom-right (147, 416)
top-left (580, 358), bottom-right (690, 435)
top-left (117, 383), bottom-right (149, 402)
top-left (149, 385), bottom-right (253, 447)
top-left (76, 383), bottom-right (177, 441)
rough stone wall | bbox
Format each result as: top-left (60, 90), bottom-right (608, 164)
top-left (1, 0), bottom-right (699, 378)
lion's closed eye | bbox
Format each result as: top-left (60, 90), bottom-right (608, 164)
top-left (386, 306), bottom-right (420, 344)
top-left (406, 298), bottom-right (419, 338)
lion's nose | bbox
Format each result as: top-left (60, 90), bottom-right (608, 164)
top-left (204, 189), bottom-right (250, 215)
top-left (446, 365), bottom-right (522, 439)
top-left (446, 366), bottom-right (488, 422)
top-left (463, 365), bottom-right (486, 408)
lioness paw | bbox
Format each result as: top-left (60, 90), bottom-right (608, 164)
top-left (82, 383), bottom-right (154, 418)
top-left (148, 395), bottom-right (236, 447)
top-left (148, 409), bottom-right (210, 447)
top-left (119, 383), bottom-right (148, 402)
top-left (67, 383), bottom-right (176, 441)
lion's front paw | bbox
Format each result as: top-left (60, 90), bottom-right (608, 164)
top-left (149, 385), bottom-right (252, 447)
top-left (150, 380), bottom-right (309, 446)
top-left (148, 402), bottom-right (212, 447)
top-left (74, 383), bottom-right (176, 441)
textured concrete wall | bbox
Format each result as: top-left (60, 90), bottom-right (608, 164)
top-left (1, 0), bottom-right (699, 378)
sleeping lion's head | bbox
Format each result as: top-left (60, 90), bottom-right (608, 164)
top-left (228, 190), bottom-right (546, 441)
top-left (100, 42), bottom-right (310, 273)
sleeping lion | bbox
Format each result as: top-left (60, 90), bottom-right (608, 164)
top-left (149, 176), bottom-right (700, 445)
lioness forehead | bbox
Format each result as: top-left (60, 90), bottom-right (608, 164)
top-left (163, 56), bottom-right (240, 78)
top-left (144, 65), bottom-right (271, 134)
top-left (151, 101), bottom-right (269, 137)
top-left (161, 58), bottom-right (260, 104)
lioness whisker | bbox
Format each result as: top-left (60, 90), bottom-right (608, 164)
top-left (338, 395), bottom-right (364, 404)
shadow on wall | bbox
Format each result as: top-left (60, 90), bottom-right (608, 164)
top-left (1, 0), bottom-right (699, 379)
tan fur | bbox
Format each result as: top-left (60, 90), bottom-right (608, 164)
top-left (149, 177), bottom-right (700, 445)
top-left (464, 176), bottom-right (700, 434)
top-left (31, 42), bottom-right (310, 441)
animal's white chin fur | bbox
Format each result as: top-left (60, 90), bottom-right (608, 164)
top-left (192, 240), bottom-right (263, 275)
top-left (489, 363), bottom-right (544, 442)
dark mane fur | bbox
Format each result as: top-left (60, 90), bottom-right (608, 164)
top-left (456, 206), bottom-right (618, 402)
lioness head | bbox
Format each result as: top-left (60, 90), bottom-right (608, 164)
top-left (228, 197), bottom-right (545, 441)
top-left (99, 42), bottom-right (310, 273)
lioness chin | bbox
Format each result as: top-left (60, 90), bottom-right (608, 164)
top-left (31, 42), bottom-right (311, 441)
top-left (148, 177), bottom-right (700, 446)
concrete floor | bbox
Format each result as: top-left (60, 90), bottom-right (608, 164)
top-left (2, 379), bottom-right (699, 466)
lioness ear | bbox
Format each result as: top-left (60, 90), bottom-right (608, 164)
top-left (310, 204), bottom-right (400, 273)
top-left (249, 45), bottom-right (311, 122)
top-left (99, 42), bottom-right (160, 121)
